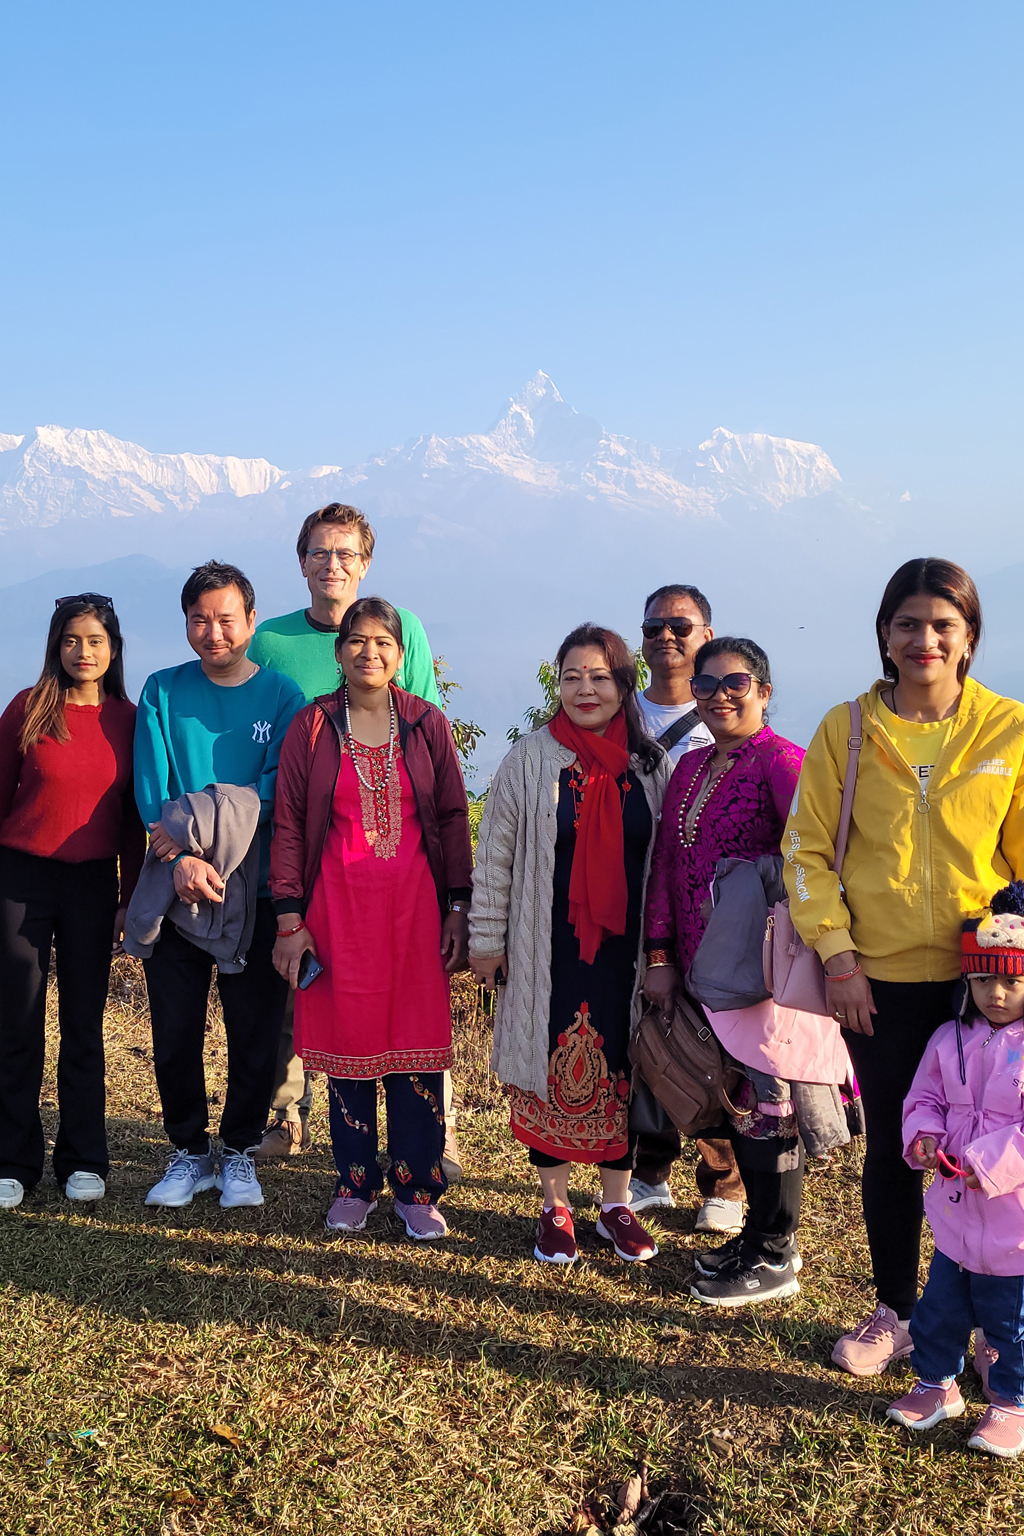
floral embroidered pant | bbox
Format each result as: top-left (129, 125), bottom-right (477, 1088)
top-left (327, 1072), bottom-right (447, 1204)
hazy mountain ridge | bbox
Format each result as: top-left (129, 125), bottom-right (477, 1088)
top-left (0, 372), bottom-right (841, 533)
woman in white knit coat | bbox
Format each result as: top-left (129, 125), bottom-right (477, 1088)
top-left (469, 624), bottom-right (673, 1266)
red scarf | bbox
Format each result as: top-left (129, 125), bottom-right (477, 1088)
top-left (548, 707), bottom-right (631, 964)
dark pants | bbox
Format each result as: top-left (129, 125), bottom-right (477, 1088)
top-left (844, 978), bottom-right (958, 1318)
top-left (143, 898), bottom-right (288, 1155)
top-left (634, 1127), bottom-right (746, 1201)
top-left (0, 848), bottom-right (118, 1187)
top-left (530, 1141), bottom-right (635, 1172)
top-left (327, 1072), bottom-right (447, 1203)
top-left (733, 1137), bottom-right (805, 1261)
top-left (912, 1249), bottom-right (1024, 1405)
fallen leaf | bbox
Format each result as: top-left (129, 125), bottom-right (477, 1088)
top-left (616, 1472), bottom-right (643, 1521)
top-left (210, 1423), bottom-right (241, 1449)
top-left (168, 1489), bottom-right (197, 1506)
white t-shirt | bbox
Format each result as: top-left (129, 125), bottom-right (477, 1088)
top-left (636, 691), bottom-right (714, 767)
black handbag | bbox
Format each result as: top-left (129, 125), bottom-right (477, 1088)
top-left (628, 1072), bottom-right (674, 1137)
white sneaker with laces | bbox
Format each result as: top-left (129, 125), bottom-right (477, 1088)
top-left (145, 1149), bottom-right (218, 1208)
top-left (65, 1172), bottom-right (105, 1201)
top-left (0, 1178), bottom-right (24, 1209)
top-left (219, 1150), bottom-right (264, 1209)
top-left (628, 1178), bottom-right (675, 1212)
top-left (695, 1197), bottom-right (744, 1233)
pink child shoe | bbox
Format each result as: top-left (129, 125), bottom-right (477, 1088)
top-left (968, 1400), bottom-right (1024, 1458)
top-left (832, 1304), bottom-right (913, 1376)
top-left (326, 1195), bottom-right (377, 1232)
top-left (395, 1200), bottom-right (448, 1240)
top-left (974, 1329), bottom-right (999, 1402)
top-left (887, 1380), bottom-right (966, 1430)
top-left (595, 1205), bottom-right (658, 1262)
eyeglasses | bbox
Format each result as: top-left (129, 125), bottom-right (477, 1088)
top-left (55, 593), bottom-right (113, 611)
top-left (306, 548), bottom-right (363, 569)
top-left (641, 618), bottom-right (705, 640)
top-left (936, 1148), bottom-right (969, 1180)
top-left (690, 672), bottom-right (755, 701)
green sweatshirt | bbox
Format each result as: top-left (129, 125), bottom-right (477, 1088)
top-left (134, 660), bottom-right (305, 892)
top-left (248, 606), bottom-right (440, 706)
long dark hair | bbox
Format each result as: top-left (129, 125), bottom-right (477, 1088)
top-left (555, 622), bottom-right (663, 774)
top-left (21, 598), bottom-right (127, 752)
top-left (875, 558), bottom-right (982, 684)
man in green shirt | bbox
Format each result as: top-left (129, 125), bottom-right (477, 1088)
top-left (248, 502), bottom-right (462, 1174)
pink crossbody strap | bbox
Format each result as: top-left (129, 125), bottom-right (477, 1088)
top-left (830, 699), bottom-right (863, 879)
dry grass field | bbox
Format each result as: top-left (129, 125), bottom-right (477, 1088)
top-left (0, 961), bottom-right (1019, 1535)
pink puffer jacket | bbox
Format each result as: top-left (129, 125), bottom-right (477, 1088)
top-left (903, 1017), bottom-right (1024, 1276)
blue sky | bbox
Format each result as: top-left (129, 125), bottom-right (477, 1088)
top-left (2, 1), bottom-right (1021, 507)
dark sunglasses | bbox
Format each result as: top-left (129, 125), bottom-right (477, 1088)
top-left (55, 592), bottom-right (113, 612)
top-left (936, 1148), bottom-right (968, 1180)
top-left (641, 618), bottom-right (704, 640)
top-left (690, 671), bottom-right (755, 701)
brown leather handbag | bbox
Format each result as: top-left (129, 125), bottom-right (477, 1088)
top-left (629, 993), bottom-right (743, 1136)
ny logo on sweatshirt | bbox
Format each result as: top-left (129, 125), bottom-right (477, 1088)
top-left (252, 720), bottom-right (272, 744)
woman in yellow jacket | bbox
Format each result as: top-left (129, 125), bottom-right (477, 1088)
top-left (784, 557), bottom-right (1024, 1377)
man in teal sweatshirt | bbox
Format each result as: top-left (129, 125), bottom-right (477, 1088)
top-left (247, 502), bottom-right (463, 1179)
top-left (135, 561), bottom-right (305, 1211)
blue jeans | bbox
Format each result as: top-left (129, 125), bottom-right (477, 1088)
top-left (327, 1073), bottom-right (447, 1204)
top-left (911, 1249), bottom-right (1024, 1404)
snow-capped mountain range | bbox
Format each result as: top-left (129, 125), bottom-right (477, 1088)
top-left (0, 372), bottom-right (840, 531)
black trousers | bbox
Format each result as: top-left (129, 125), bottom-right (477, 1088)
top-left (328, 1073), bottom-right (448, 1202)
top-left (143, 898), bottom-right (289, 1156)
top-left (0, 847), bottom-right (119, 1187)
top-left (844, 978), bottom-right (958, 1319)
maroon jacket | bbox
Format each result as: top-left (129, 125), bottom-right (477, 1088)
top-left (270, 685), bottom-right (472, 918)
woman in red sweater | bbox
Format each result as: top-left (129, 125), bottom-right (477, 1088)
top-left (0, 594), bottom-right (145, 1208)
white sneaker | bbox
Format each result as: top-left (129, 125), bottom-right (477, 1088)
top-left (695, 1197), bottom-right (744, 1233)
top-left (0, 1178), bottom-right (24, 1209)
top-left (65, 1172), bottom-right (105, 1201)
top-left (145, 1149), bottom-right (218, 1207)
top-left (219, 1150), bottom-right (264, 1209)
top-left (628, 1178), bottom-right (676, 1212)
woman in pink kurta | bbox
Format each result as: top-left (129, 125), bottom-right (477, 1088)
top-left (270, 597), bottom-right (472, 1242)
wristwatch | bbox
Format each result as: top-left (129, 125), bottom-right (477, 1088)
top-left (450, 902), bottom-right (467, 913)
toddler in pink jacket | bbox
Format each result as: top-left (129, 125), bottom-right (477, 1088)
top-left (887, 882), bottom-right (1024, 1457)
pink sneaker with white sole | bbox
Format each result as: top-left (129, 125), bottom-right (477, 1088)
top-left (887, 1380), bottom-right (966, 1430)
top-left (395, 1201), bottom-right (448, 1240)
top-left (325, 1195), bottom-right (377, 1232)
top-left (832, 1304), bottom-right (913, 1376)
top-left (968, 1400), bottom-right (1024, 1458)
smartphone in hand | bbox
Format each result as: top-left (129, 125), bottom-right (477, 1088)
top-left (297, 950), bottom-right (324, 990)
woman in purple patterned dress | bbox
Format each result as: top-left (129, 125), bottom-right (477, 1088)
top-left (644, 637), bottom-right (806, 1306)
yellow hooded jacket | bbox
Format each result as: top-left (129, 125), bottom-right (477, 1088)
top-left (783, 677), bottom-right (1024, 983)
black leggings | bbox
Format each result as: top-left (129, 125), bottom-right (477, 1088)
top-left (844, 978), bottom-right (958, 1319)
top-left (529, 1141), bottom-right (635, 1172)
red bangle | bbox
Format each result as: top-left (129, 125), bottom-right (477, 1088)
top-left (647, 948), bottom-right (674, 967)
top-left (828, 963), bottom-right (862, 982)
top-left (276, 922), bottom-right (305, 938)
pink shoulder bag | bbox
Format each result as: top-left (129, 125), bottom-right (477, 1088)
top-left (763, 700), bottom-right (862, 1016)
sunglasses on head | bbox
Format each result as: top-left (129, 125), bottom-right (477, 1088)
top-left (690, 671), bottom-right (755, 701)
top-left (641, 618), bottom-right (704, 640)
top-left (55, 593), bottom-right (113, 612)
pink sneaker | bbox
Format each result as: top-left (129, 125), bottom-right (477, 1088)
top-left (595, 1205), bottom-right (658, 1262)
top-left (832, 1304), bottom-right (913, 1377)
top-left (395, 1200), bottom-right (448, 1240)
top-left (887, 1380), bottom-right (966, 1430)
top-left (325, 1195), bottom-right (377, 1232)
top-left (968, 1399), bottom-right (1024, 1458)
top-left (974, 1329), bottom-right (999, 1402)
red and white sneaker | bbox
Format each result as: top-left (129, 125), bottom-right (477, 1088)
top-left (832, 1304), bottom-right (913, 1377)
top-left (974, 1329), bottom-right (999, 1402)
top-left (968, 1399), bottom-right (1024, 1458)
top-left (534, 1205), bottom-right (578, 1265)
top-left (887, 1380), bottom-right (966, 1430)
top-left (596, 1205), bottom-right (658, 1262)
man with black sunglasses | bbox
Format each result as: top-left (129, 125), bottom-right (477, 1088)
top-left (630, 583), bottom-right (746, 1237)
top-left (636, 585), bottom-right (715, 766)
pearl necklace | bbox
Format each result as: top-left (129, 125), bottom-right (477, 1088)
top-left (343, 685), bottom-right (397, 793)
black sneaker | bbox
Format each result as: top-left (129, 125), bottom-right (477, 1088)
top-left (694, 1235), bottom-right (801, 1278)
top-left (690, 1252), bottom-right (801, 1308)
